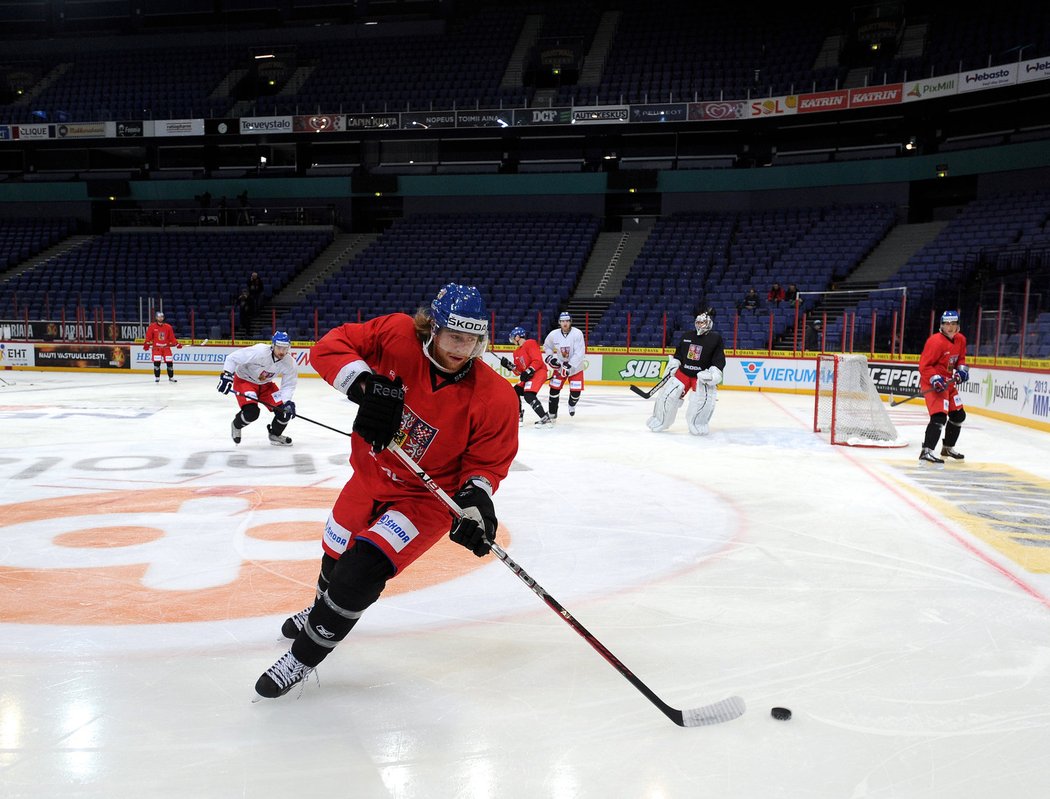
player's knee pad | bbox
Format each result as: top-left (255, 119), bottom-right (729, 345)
top-left (514, 383), bottom-right (524, 398)
top-left (647, 379), bottom-right (685, 432)
top-left (523, 390), bottom-right (537, 403)
top-left (929, 412), bottom-right (947, 427)
top-left (548, 386), bottom-right (561, 398)
top-left (240, 403), bottom-right (260, 423)
top-left (326, 541), bottom-right (395, 613)
top-left (686, 384), bottom-right (716, 435)
top-left (948, 409), bottom-right (966, 426)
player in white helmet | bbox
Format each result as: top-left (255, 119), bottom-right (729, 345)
top-left (647, 308), bottom-right (726, 435)
top-left (541, 311), bottom-right (586, 420)
top-left (143, 310), bottom-right (183, 383)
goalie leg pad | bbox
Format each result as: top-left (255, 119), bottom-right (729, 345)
top-left (687, 384), bottom-right (717, 435)
top-left (647, 378), bottom-right (685, 431)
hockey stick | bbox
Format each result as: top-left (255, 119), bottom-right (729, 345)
top-left (889, 378), bottom-right (960, 407)
top-left (230, 389), bottom-right (353, 438)
top-left (629, 369), bottom-right (674, 399)
top-left (387, 437), bottom-right (746, 728)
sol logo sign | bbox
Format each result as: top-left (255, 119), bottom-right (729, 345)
top-left (0, 485), bottom-right (485, 625)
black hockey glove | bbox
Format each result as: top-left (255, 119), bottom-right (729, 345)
top-left (449, 480), bottom-right (497, 557)
top-left (276, 400), bottom-right (296, 423)
top-left (500, 356), bottom-right (515, 371)
top-left (217, 371), bottom-right (234, 394)
top-left (520, 367), bottom-right (535, 381)
top-left (350, 374), bottom-right (405, 453)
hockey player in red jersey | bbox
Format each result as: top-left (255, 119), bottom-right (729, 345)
top-left (647, 308), bottom-right (727, 435)
top-left (918, 309), bottom-right (969, 463)
top-left (254, 283), bottom-right (519, 700)
top-left (143, 311), bottom-right (182, 383)
top-left (500, 325), bottom-right (552, 425)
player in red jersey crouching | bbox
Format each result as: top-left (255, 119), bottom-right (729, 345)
top-left (254, 283), bottom-right (519, 700)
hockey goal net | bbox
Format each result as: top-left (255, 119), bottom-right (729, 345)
top-left (813, 354), bottom-right (907, 447)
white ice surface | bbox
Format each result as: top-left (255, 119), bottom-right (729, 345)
top-left (1, 371), bottom-right (1049, 798)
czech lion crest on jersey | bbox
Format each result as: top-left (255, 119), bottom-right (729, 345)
top-left (398, 405), bottom-right (437, 461)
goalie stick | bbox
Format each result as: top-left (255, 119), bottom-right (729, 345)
top-left (629, 368), bottom-right (674, 399)
top-left (387, 436), bottom-right (746, 728)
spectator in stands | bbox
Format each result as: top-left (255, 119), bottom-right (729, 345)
top-left (740, 287), bottom-right (761, 314)
top-left (806, 317), bottom-right (823, 350)
top-left (248, 271), bottom-right (265, 316)
top-left (784, 283), bottom-right (799, 304)
top-left (235, 287), bottom-right (252, 336)
top-left (767, 282), bottom-right (785, 306)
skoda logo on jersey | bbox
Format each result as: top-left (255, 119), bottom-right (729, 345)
top-left (447, 313), bottom-right (488, 335)
top-left (740, 360), bottom-right (764, 385)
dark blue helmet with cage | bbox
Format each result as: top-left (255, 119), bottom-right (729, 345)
top-left (509, 325), bottom-right (527, 342)
top-left (427, 283), bottom-right (489, 359)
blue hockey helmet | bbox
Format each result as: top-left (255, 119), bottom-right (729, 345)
top-left (428, 283), bottom-right (489, 359)
top-left (509, 325), bottom-right (527, 342)
top-left (271, 331), bottom-right (291, 352)
top-left (941, 309), bottom-right (960, 325)
top-left (558, 312), bottom-right (572, 323)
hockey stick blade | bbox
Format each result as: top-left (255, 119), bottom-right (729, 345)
top-left (388, 439), bottom-right (745, 728)
top-left (889, 394), bottom-right (919, 407)
top-left (681, 695), bottom-right (747, 727)
top-left (629, 370), bottom-right (673, 399)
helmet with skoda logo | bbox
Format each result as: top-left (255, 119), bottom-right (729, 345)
top-left (428, 283), bottom-right (489, 360)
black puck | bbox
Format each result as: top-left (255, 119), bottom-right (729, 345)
top-left (771, 707), bottom-right (792, 721)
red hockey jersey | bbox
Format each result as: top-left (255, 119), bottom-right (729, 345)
top-left (312, 313), bottom-right (519, 501)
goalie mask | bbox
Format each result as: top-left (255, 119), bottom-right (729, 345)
top-left (425, 283), bottom-right (489, 368)
top-left (695, 309), bottom-right (714, 335)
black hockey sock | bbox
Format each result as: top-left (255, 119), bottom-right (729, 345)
top-left (153, 364), bottom-right (161, 378)
top-left (549, 395), bottom-right (561, 417)
top-left (943, 421), bottom-right (962, 447)
top-left (166, 364), bottom-right (175, 378)
top-left (529, 397), bottom-right (547, 419)
top-left (923, 421), bottom-right (944, 450)
top-left (269, 418), bottom-right (288, 436)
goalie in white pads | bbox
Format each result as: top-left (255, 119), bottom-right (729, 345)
top-left (647, 309), bottom-right (726, 435)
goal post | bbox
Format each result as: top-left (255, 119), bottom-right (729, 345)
top-left (813, 353), bottom-right (908, 447)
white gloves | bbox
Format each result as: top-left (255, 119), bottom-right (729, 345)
top-left (698, 366), bottom-right (723, 385)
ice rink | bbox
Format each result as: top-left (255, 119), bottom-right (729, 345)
top-left (2, 369), bottom-right (1049, 798)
